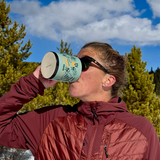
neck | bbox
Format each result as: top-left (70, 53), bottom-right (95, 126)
top-left (80, 92), bottom-right (112, 102)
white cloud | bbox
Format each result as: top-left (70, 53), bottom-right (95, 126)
top-left (7, 0), bottom-right (41, 15)
top-left (65, 15), bottom-right (160, 45)
top-left (146, 0), bottom-right (160, 18)
top-left (7, 0), bottom-right (160, 46)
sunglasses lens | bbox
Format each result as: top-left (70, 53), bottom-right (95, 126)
top-left (80, 58), bottom-right (91, 71)
top-left (79, 56), bottom-right (110, 74)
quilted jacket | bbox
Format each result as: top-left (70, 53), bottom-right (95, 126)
top-left (37, 100), bottom-right (156, 160)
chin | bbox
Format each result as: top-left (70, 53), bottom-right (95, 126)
top-left (69, 91), bottom-right (77, 98)
top-left (69, 89), bottom-right (80, 98)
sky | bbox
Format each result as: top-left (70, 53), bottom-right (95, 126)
top-left (5, 0), bottom-right (160, 71)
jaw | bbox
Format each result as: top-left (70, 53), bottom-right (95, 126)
top-left (69, 83), bottom-right (109, 102)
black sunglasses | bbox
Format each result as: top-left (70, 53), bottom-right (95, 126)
top-left (80, 56), bottom-right (110, 74)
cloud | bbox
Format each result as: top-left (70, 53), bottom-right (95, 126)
top-left (146, 0), bottom-right (160, 18)
top-left (7, 0), bottom-right (160, 46)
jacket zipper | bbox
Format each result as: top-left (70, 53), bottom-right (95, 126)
top-left (103, 132), bottom-right (111, 159)
top-left (104, 144), bottom-right (109, 158)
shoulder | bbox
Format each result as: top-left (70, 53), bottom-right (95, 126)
top-left (116, 112), bottom-right (156, 140)
top-left (32, 104), bottom-right (78, 117)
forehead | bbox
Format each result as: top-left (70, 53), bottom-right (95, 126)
top-left (77, 47), bottom-right (100, 59)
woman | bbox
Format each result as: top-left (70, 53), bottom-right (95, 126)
top-left (0, 42), bottom-right (159, 160)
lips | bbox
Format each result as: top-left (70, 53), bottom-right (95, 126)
top-left (69, 81), bottom-right (79, 86)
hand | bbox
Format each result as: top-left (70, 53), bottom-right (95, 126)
top-left (33, 65), bottom-right (58, 88)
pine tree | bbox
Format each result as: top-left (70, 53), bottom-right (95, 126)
top-left (21, 40), bottom-right (80, 112)
top-left (0, 0), bottom-right (33, 97)
top-left (0, 0), bottom-right (38, 156)
top-left (149, 67), bottom-right (160, 96)
top-left (149, 67), bottom-right (154, 74)
top-left (153, 67), bottom-right (160, 96)
top-left (122, 46), bottom-right (160, 136)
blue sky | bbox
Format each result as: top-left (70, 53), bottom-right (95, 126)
top-left (6, 0), bottom-right (160, 71)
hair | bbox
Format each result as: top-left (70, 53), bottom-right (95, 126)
top-left (81, 42), bottom-right (128, 98)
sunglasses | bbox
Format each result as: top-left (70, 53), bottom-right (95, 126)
top-left (80, 56), bottom-right (110, 74)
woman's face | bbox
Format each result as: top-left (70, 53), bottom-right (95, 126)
top-left (69, 47), bottom-right (109, 102)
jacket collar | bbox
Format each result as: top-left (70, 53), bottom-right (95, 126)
top-left (76, 97), bottom-right (128, 123)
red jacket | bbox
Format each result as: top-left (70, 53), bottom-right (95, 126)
top-left (0, 73), bottom-right (160, 159)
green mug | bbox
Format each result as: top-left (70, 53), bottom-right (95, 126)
top-left (41, 52), bottom-right (82, 82)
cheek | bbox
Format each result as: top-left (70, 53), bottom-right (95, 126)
top-left (79, 72), bottom-right (100, 90)
top-left (69, 69), bottom-right (103, 96)
top-left (69, 73), bottom-right (89, 94)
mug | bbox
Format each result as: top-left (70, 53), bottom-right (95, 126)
top-left (41, 52), bottom-right (82, 82)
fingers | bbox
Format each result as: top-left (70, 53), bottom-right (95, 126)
top-left (33, 65), bottom-right (41, 79)
top-left (33, 65), bottom-right (58, 88)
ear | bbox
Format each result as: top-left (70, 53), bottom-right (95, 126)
top-left (102, 75), bottom-right (116, 88)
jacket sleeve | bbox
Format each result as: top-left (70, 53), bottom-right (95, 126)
top-left (0, 73), bottom-right (69, 157)
top-left (0, 73), bottom-right (45, 154)
top-left (147, 125), bottom-right (160, 160)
